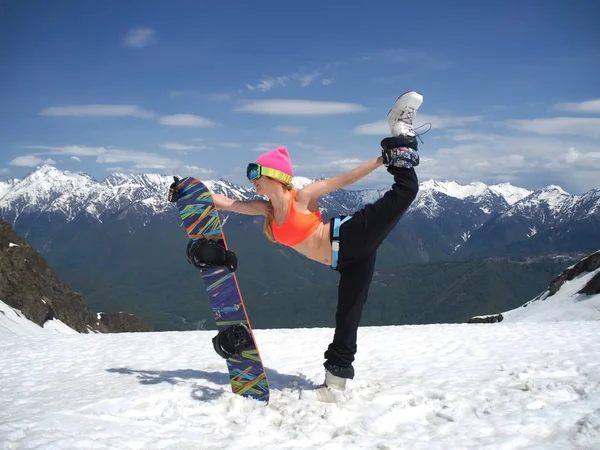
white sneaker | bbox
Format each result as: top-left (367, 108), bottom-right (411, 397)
top-left (387, 91), bottom-right (423, 137)
top-left (300, 370), bottom-right (348, 403)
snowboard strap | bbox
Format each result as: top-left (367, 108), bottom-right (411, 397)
top-left (330, 215), bottom-right (353, 270)
top-left (167, 176), bottom-right (181, 203)
top-left (187, 238), bottom-right (238, 272)
top-left (212, 324), bottom-right (251, 359)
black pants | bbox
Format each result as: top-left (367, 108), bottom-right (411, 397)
top-left (324, 166), bottom-right (419, 378)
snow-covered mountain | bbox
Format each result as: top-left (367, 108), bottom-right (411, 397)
top-left (0, 165), bottom-right (530, 224)
top-left (0, 165), bottom-right (598, 259)
top-left (458, 185), bottom-right (600, 257)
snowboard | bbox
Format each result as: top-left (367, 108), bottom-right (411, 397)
top-left (168, 176), bottom-right (270, 403)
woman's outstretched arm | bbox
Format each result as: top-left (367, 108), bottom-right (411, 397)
top-left (296, 156), bottom-right (384, 204)
top-left (212, 193), bottom-right (268, 216)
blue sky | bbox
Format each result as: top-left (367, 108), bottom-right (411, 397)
top-left (1, 0), bottom-right (599, 193)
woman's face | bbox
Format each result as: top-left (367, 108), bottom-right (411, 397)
top-left (252, 176), bottom-right (281, 196)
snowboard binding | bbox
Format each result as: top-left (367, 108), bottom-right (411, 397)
top-left (167, 176), bottom-right (181, 203)
top-left (212, 324), bottom-right (251, 359)
top-left (186, 238), bottom-right (238, 272)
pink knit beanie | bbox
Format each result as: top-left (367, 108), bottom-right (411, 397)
top-left (256, 146), bottom-right (293, 178)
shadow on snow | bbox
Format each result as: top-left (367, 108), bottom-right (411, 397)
top-left (106, 366), bottom-right (320, 402)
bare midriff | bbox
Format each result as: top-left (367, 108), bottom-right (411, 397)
top-left (289, 221), bottom-right (332, 265)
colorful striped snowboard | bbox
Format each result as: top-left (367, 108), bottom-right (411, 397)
top-left (168, 176), bottom-right (270, 403)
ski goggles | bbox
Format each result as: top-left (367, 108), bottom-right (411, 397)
top-left (246, 163), bottom-right (293, 185)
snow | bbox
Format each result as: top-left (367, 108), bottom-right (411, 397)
top-left (420, 180), bottom-right (489, 199)
top-left (501, 268), bottom-right (600, 322)
top-left (537, 185), bottom-right (574, 213)
top-left (489, 182), bottom-right (533, 206)
top-left (1, 165), bottom-right (592, 230)
top-left (0, 299), bottom-right (78, 335)
top-left (1, 300), bottom-right (600, 448)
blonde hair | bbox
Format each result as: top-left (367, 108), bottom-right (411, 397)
top-left (263, 183), bottom-right (293, 242)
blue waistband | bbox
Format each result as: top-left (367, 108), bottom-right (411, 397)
top-left (331, 215), bottom-right (352, 270)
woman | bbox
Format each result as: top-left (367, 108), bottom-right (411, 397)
top-left (212, 92), bottom-right (422, 402)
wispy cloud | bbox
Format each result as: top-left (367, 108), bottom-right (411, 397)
top-left (184, 165), bottom-right (214, 175)
top-left (71, 156), bottom-right (81, 162)
top-left (246, 76), bottom-right (289, 92)
top-left (124, 27), bottom-right (156, 48)
top-left (553, 98), bottom-right (600, 114)
top-left (39, 104), bottom-right (156, 119)
top-left (24, 145), bottom-right (107, 156)
top-left (9, 155), bottom-right (56, 167)
top-left (275, 125), bottom-right (306, 135)
top-left (158, 114), bottom-right (217, 127)
top-left (160, 142), bottom-right (207, 151)
top-left (18, 145), bottom-right (181, 171)
top-left (38, 104), bottom-right (220, 129)
top-left (95, 148), bottom-right (178, 168)
top-left (211, 92), bottom-right (234, 102)
top-left (236, 99), bottom-right (365, 116)
top-left (218, 142), bottom-right (242, 148)
top-left (505, 117), bottom-right (600, 138)
top-left (245, 71), bottom-right (324, 92)
top-left (419, 130), bottom-right (600, 193)
top-left (0, 168), bottom-right (9, 174)
top-left (353, 114), bottom-right (482, 135)
top-left (251, 142), bottom-right (285, 152)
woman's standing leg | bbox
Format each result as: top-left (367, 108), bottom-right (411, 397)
top-left (323, 152), bottom-right (420, 381)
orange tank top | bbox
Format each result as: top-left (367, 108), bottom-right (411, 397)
top-left (271, 190), bottom-right (322, 247)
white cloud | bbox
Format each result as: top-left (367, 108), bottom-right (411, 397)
top-left (236, 99), bottom-right (365, 116)
top-left (212, 92), bottom-right (234, 101)
top-left (39, 104), bottom-right (156, 119)
top-left (9, 155), bottom-right (56, 167)
top-left (218, 142), bottom-right (242, 148)
top-left (246, 76), bottom-right (289, 92)
top-left (95, 148), bottom-right (179, 168)
top-left (322, 79), bottom-right (332, 86)
top-left (505, 117), bottom-right (600, 138)
top-left (71, 156), bottom-right (81, 162)
top-left (158, 114), bottom-right (217, 127)
top-left (168, 90), bottom-right (187, 98)
top-left (124, 27), bottom-right (155, 48)
top-left (275, 125), bottom-right (306, 135)
top-left (353, 114), bottom-right (482, 135)
top-left (251, 142), bottom-right (284, 152)
top-left (24, 145), bottom-right (107, 156)
top-left (105, 166), bottom-right (126, 173)
top-left (20, 144), bottom-right (180, 170)
top-left (184, 165), bottom-right (214, 174)
top-left (0, 168), bottom-right (9, 174)
top-left (553, 99), bottom-right (600, 114)
top-left (299, 72), bottom-right (321, 87)
top-left (417, 131), bottom-right (600, 193)
top-left (245, 71), bottom-right (323, 92)
top-left (160, 142), bottom-right (207, 151)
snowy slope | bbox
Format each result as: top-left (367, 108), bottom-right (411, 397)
top-left (1, 322), bottom-right (599, 448)
top-left (0, 299), bottom-right (78, 335)
top-left (501, 268), bottom-right (600, 322)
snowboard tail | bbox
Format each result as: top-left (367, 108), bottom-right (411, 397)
top-left (169, 177), bottom-right (270, 402)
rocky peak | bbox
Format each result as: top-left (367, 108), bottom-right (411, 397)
top-left (0, 218), bottom-right (151, 333)
top-left (548, 250), bottom-right (600, 296)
